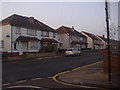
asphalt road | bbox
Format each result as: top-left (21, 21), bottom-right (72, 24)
top-left (2, 51), bottom-right (103, 84)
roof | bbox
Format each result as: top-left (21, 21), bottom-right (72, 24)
top-left (1, 14), bottom-right (55, 32)
top-left (97, 35), bottom-right (107, 42)
top-left (56, 26), bottom-right (87, 38)
top-left (16, 36), bottom-right (40, 41)
top-left (82, 31), bottom-right (100, 40)
top-left (41, 38), bottom-right (58, 43)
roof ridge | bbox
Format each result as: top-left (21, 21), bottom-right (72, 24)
top-left (1, 14), bottom-right (55, 32)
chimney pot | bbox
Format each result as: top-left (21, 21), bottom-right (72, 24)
top-left (103, 35), bottom-right (105, 38)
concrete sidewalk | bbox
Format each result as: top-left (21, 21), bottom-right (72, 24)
top-left (57, 61), bottom-right (119, 89)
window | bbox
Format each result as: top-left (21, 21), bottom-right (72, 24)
top-left (80, 37), bottom-right (83, 41)
top-left (53, 32), bottom-right (56, 38)
top-left (41, 31), bottom-right (49, 37)
top-left (29, 41), bottom-right (38, 50)
top-left (1, 40), bottom-right (4, 48)
top-left (14, 43), bottom-right (17, 50)
top-left (46, 31), bottom-right (49, 37)
top-left (27, 29), bottom-right (37, 36)
top-left (16, 27), bottom-right (21, 34)
top-left (41, 31), bottom-right (43, 36)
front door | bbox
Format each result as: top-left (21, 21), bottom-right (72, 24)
top-left (18, 41), bottom-right (28, 55)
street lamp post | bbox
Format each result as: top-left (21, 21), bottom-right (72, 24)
top-left (105, 0), bottom-right (111, 81)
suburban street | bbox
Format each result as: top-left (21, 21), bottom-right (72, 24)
top-left (2, 51), bottom-right (103, 85)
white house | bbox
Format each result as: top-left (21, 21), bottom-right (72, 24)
top-left (81, 31), bottom-right (103, 50)
top-left (0, 14), bottom-right (58, 56)
top-left (56, 26), bottom-right (87, 50)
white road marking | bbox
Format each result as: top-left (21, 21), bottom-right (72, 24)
top-left (15, 80), bottom-right (27, 83)
top-left (2, 83), bottom-right (10, 86)
top-left (37, 58), bottom-right (42, 60)
top-left (31, 78), bottom-right (42, 80)
top-left (44, 57), bottom-right (50, 59)
top-left (48, 77), bottom-right (52, 78)
top-left (53, 56), bottom-right (60, 58)
top-left (5, 85), bottom-right (42, 89)
top-left (5, 85), bottom-right (51, 90)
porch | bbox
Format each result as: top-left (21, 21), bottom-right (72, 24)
top-left (13, 36), bottom-right (41, 56)
top-left (40, 38), bottom-right (58, 52)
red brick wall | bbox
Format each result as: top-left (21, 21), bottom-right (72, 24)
top-left (2, 52), bottom-right (31, 57)
top-left (103, 49), bottom-right (120, 73)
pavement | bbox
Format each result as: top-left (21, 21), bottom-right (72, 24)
top-left (53, 61), bottom-right (120, 90)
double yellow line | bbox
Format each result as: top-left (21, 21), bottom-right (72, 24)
top-left (52, 61), bottom-right (109, 90)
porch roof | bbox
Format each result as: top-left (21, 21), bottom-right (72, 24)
top-left (41, 38), bottom-right (58, 43)
top-left (16, 36), bottom-right (40, 41)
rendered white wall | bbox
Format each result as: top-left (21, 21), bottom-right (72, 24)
top-left (2, 25), bottom-right (11, 52)
top-left (1, 24), bottom-right (58, 53)
top-left (57, 33), bottom-right (69, 49)
top-left (0, 25), bottom-right (2, 51)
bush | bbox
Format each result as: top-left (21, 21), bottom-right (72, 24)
top-left (45, 44), bottom-right (54, 52)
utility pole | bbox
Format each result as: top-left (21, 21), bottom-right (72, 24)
top-left (105, 0), bottom-right (111, 81)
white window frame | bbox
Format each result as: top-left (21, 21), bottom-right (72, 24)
top-left (29, 41), bottom-right (38, 50)
top-left (80, 37), bottom-right (83, 41)
top-left (53, 32), bottom-right (56, 38)
top-left (1, 40), bottom-right (4, 48)
top-left (41, 31), bottom-right (49, 37)
top-left (27, 29), bottom-right (37, 36)
top-left (16, 27), bottom-right (21, 34)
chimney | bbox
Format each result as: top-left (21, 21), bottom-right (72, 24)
top-left (72, 26), bottom-right (74, 29)
top-left (103, 35), bottom-right (105, 38)
top-left (29, 17), bottom-right (34, 24)
top-left (71, 26), bottom-right (75, 31)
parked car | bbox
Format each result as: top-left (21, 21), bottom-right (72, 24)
top-left (65, 48), bottom-right (81, 56)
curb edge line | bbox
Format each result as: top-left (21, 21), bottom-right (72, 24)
top-left (52, 61), bottom-right (109, 90)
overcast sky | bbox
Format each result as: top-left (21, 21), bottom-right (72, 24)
top-left (1, 1), bottom-right (118, 38)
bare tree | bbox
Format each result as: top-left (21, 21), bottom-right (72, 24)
top-left (109, 24), bottom-right (119, 40)
top-left (104, 23), bottom-right (118, 40)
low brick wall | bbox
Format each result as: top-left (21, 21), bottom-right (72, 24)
top-left (103, 49), bottom-right (120, 73)
top-left (2, 52), bottom-right (59, 60)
